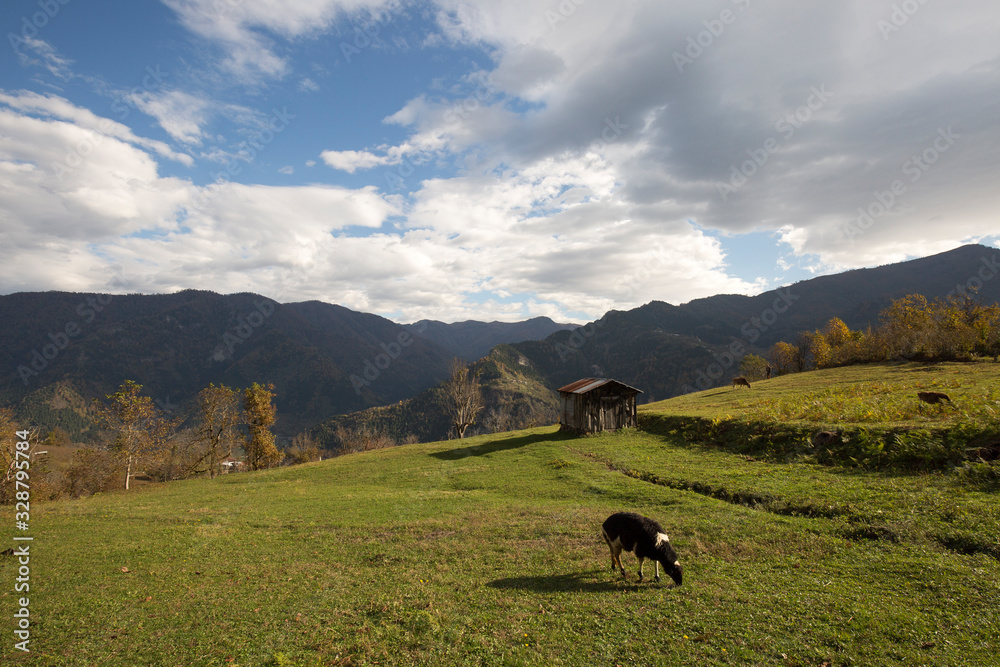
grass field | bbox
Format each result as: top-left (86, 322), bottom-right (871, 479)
top-left (647, 361), bottom-right (1000, 427)
top-left (3, 363), bottom-right (999, 666)
top-left (641, 362), bottom-right (1000, 473)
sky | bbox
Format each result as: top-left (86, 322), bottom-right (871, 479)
top-left (1, 0), bottom-right (999, 324)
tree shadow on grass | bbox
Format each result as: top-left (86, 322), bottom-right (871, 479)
top-left (430, 427), bottom-right (573, 461)
top-left (488, 570), bottom-right (673, 594)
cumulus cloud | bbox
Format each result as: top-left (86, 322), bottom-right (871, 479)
top-left (320, 148), bottom-right (394, 173)
top-left (0, 90), bottom-right (194, 166)
top-left (389, 0), bottom-right (1000, 283)
top-left (0, 94), bottom-right (402, 304)
top-left (4, 1), bottom-right (1000, 324)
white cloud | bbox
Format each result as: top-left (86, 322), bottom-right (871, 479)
top-left (320, 148), bottom-right (393, 173)
top-left (1, 86), bottom-right (755, 321)
top-left (160, 0), bottom-right (395, 82)
top-left (0, 90), bottom-right (194, 166)
top-left (0, 94), bottom-right (403, 304)
top-left (127, 89), bottom-right (211, 145)
top-left (12, 37), bottom-right (74, 79)
top-left (402, 0), bottom-right (1000, 278)
top-left (5, 1), bottom-right (1000, 323)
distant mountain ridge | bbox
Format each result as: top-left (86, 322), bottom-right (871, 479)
top-left (314, 244), bottom-right (1000, 441)
top-left (405, 316), bottom-right (578, 361)
top-left (506, 243), bottom-right (1000, 401)
top-left (0, 291), bottom-right (578, 439)
top-left (3, 243), bottom-right (997, 442)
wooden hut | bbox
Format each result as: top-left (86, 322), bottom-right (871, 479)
top-left (557, 378), bottom-right (642, 433)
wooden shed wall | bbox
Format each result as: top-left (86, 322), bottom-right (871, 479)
top-left (560, 385), bottom-right (638, 433)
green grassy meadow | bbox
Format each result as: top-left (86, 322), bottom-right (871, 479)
top-left (648, 361), bottom-right (1000, 427)
top-left (3, 363), bottom-right (999, 666)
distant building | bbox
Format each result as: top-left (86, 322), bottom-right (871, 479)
top-left (220, 457), bottom-right (245, 474)
top-left (557, 378), bottom-right (642, 433)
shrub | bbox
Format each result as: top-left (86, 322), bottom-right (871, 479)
top-left (63, 448), bottom-right (123, 498)
top-left (955, 460), bottom-right (1000, 490)
top-left (739, 354), bottom-right (770, 381)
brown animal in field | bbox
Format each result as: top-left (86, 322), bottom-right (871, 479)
top-left (732, 377), bottom-right (751, 389)
top-left (917, 391), bottom-right (951, 405)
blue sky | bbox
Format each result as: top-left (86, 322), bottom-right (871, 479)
top-left (2, 0), bottom-right (999, 323)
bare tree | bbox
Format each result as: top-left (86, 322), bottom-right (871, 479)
top-left (333, 420), bottom-right (395, 454)
top-left (285, 432), bottom-right (326, 464)
top-left (444, 358), bottom-right (484, 439)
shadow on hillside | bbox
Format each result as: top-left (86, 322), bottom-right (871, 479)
top-left (430, 429), bottom-right (569, 461)
top-left (488, 571), bottom-right (668, 594)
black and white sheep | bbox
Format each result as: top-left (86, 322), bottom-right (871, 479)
top-left (601, 512), bottom-right (683, 585)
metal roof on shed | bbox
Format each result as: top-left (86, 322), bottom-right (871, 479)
top-left (556, 378), bottom-right (642, 395)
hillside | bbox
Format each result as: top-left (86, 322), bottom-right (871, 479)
top-left (6, 390), bottom-right (998, 665)
top-left (511, 243), bottom-right (1000, 401)
top-left (313, 344), bottom-right (561, 447)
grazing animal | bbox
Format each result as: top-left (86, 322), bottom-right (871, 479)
top-left (601, 512), bottom-right (682, 585)
top-left (811, 430), bottom-right (838, 448)
top-left (732, 377), bottom-right (751, 389)
top-left (917, 391), bottom-right (951, 405)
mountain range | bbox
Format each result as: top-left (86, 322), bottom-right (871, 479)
top-left (405, 317), bottom-right (577, 361)
top-left (2, 243), bottom-right (997, 444)
top-left (312, 243), bottom-right (1000, 443)
top-left (0, 290), bottom-right (570, 439)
